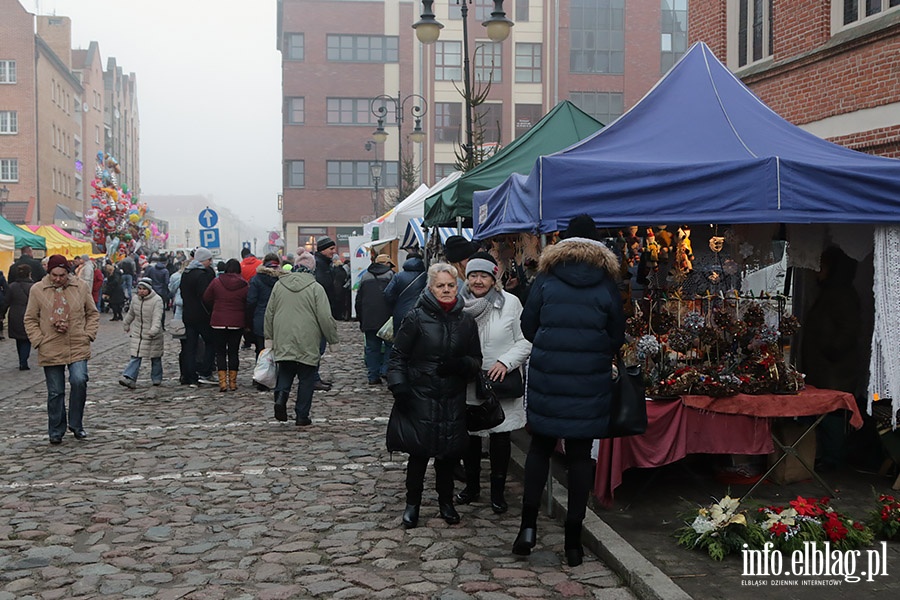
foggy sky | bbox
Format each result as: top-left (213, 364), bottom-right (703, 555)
top-left (23, 0), bottom-right (283, 235)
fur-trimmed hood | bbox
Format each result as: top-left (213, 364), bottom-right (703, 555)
top-left (255, 265), bottom-right (287, 279)
top-left (538, 238), bottom-right (620, 288)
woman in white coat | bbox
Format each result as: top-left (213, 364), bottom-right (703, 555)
top-left (456, 252), bottom-right (532, 513)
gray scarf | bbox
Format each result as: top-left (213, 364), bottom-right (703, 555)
top-left (461, 285), bottom-right (504, 331)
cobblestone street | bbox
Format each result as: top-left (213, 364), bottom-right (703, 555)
top-left (0, 318), bottom-right (636, 599)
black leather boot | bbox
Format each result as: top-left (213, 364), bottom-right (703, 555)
top-left (564, 521), bottom-right (584, 567)
top-left (402, 504), bottom-right (420, 529)
top-left (439, 501), bottom-right (460, 524)
top-left (512, 505), bottom-right (538, 555)
top-left (273, 391), bottom-right (289, 422)
top-left (490, 474), bottom-right (508, 514)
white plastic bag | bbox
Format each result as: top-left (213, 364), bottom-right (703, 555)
top-left (253, 348), bottom-right (277, 389)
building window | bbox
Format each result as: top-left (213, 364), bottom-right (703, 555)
top-left (285, 33), bottom-right (304, 60)
top-left (0, 60), bottom-right (16, 84)
top-left (2, 159), bottom-right (19, 182)
top-left (474, 42), bottom-right (502, 82)
top-left (515, 43), bottom-right (542, 83)
top-left (570, 0), bottom-right (625, 74)
top-left (516, 0), bottom-right (530, 21)
top-left (326, 35), bottom-right (399, 62)
top-left (0, 111), bottom-right (17, 134)
top-left (515, 104), bottom-right (543, 136)
top-left (661, 0), bottom-right (688, 73)
top-left (286, 97), bottom-right (304, 124)
top-left (476, 103), bottom-right (503, 145)
top-left (449, 0), bottom-right (493, 20)
top-left (435, 163), bottom-right (456, 179)
top-left (286, 160), bottom-right (305, 188)
top-left (327, 160), bottom-right (398, 188)
top-left (841, 0), bottom-right (900, 25)
top-left (326, 98), bottom-right (392, 125)
top-left (95, 125), bottom-right (100, 143)
top-left (434, 102), bottom-right (462, 143)
top-left (569, 91), bottom-right (623, 125)
top-left (435, 41), bottom-right (462, 81)
top-left (735, 0), bottom-right (773, 67)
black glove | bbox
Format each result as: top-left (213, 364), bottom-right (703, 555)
top-left (390, 383), bottom-right (413, 405)
top-left (436, 357), bottom-right (465, 377)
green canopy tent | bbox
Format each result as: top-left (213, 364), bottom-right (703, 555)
top-left (0, 214), bottom-right (46, 250)
top-left (422, 100), bottom-right (604, 227)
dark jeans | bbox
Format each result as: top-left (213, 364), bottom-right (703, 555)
top-left (275, 360), bottom-right (316, 420)
top-left (406, 455), bottom-right (456, 505)
top-left (44, 360), bottom-right (88, 439)
top-left (184, 322), bottom-right (215, 383)
top-left (522, 433), bottom-right (594, 525)
top-left (212, 328), bottom-right (243, 371)
top-left (16, 339), bottom-right (32, 368)
top-left (121, 273), bottom-right (133, 301)
top-left (363, 331), bottom-right (392, 382)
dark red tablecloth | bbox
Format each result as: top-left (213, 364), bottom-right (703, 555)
top-left (680, 386), bottom-right (863, 429)
top-left (595, 399), bottom-right (773, 508)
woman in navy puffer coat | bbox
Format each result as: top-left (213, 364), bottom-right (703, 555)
top-left (513, 215), bottom-right (625, 567)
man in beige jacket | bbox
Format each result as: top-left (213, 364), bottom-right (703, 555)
top-left (24, 255), bottom-right (99, 444)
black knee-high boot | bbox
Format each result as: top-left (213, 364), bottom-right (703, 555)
top-left (564, 520), bottom-right (585, 567)
top-left (512, 505), bottom-right (539, 555)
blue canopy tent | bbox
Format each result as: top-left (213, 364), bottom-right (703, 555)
top-left (400, 217), bottom-right (473, 250)
top-left (474, 41), bottom-right (900, 238)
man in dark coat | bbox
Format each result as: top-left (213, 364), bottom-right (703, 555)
top-left (514, 214), bottom-right (625, 567)
top-left (383, 251), bottom-right (427, 329)
top-left (312, 236), bottom-right (338, 390)
top-left (179, 248), bottom-right (217, 386)
top-left (355, 254), bottom-right (395, 384)
top-left (8, 245), bottom-right (46, 284)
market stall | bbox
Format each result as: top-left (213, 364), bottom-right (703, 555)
top-left (423, 100), bottom-right (603, 227)
top-left (0, 215), bottom-right (47, 251)
top-left (19, 225), bottom-right (92, 258)
top-left (469, 42), bottom-right (900, 505)
top-left (0, 233), bottom-right (15, 275)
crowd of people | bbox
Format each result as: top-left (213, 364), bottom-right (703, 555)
top-left (0, 217), bottom-right (628, 567)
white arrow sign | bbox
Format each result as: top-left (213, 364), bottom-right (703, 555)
top-left (199, 208), bottom-right (219, 228)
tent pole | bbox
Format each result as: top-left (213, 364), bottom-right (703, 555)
top-left (456, 216), bottom-right (462, 235)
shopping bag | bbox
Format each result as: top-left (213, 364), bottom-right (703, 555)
top-left (253, 348), bottom-right (277, 389)
top-left (608, 353), bottom-right (647, 437)
top-left (376, 317), bottom-right (394, 343)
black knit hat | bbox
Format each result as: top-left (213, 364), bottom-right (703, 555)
top-left (443, 235), bottom-right (478, 263)
top-left (561, 214), bottom-right (600, 241)
top-left (317, 236), bottom-right (336, 252)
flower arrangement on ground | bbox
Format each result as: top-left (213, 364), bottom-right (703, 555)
top-left (677, 495), bottom-right (873, 560)
top-left (867, 493), bottom-right (900, 540)
top-left (675, 495), bottom-right (765, 560)
top-left (756, 496), bottom-right (872, 552)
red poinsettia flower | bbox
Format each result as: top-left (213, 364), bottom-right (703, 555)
top-left (789, 496), bottom-right (818, 517)
top-left (823, 515), bottom-right (848, 541)
top-left (769, 522), bottom-right (789, 537)
top-left (853, 522), bottom-right (866, 531)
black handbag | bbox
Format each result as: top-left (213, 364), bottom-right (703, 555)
top-left (467, 375), bottom-right (506, 432)
top-left (608, 353), bottom-right (648, 437)
top-left (475, 367), bottom-right (524, 400)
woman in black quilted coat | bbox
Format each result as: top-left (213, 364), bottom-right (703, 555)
top-left (386, 262), bottom-right (482, 529)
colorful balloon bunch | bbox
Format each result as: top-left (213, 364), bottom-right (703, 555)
top-left (84, 151), bottom-right (168, 260)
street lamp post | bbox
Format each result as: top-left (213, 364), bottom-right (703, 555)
top-left (370, 92), bottom-right (428, 203)
top-left (185, 229), bottom-right (190, 248)
top-left (413, 0), bottom-right (513, 172)
top-left (370, 162), bottom-right (382, 217)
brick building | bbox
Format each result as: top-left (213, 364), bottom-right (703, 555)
top-left (0, 0), bottom-right (140, 229)
top-left (690, 0), bottom-right (900, 158)
top-left (276, 0), bottom-right (689, 253)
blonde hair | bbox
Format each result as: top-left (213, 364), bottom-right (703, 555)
top-left (427, 262), bottom-right (458, 288)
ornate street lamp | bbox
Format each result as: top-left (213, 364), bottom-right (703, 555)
top-left (369, 92), bottom-right (428, 201)
top-left (413, 0), bottom-right (513, 171)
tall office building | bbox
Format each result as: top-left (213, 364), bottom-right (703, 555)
top-left (277, 0), bottom-right (688, 254)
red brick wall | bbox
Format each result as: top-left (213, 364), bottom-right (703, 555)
top-left (688, 0), bottom-right (727, 59)
top-left (828, 124), bottom-right (900, 158)
top-left (772, 1), bottom-right (831, 60)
